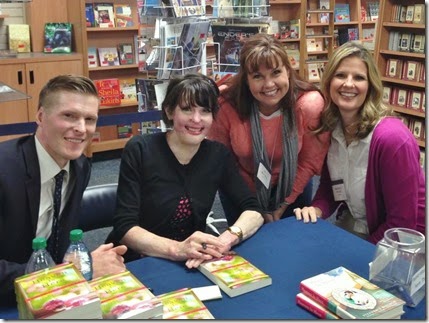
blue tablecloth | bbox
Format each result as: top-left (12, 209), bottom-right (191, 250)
top-left (1, 218), bottom-right (426, 319)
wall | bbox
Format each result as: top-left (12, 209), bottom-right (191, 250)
top-left (0, 3), bottom-right (26, 50)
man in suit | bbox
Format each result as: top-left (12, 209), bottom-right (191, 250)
top-left (0, 75), bottom-right (127, 305)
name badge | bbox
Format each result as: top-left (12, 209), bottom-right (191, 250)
top-left (257, 162), bottom-right (271, 189)
top-left (331, 179), bottom-right (346, 201)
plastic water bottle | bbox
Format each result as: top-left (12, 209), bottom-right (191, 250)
top-left (63, 229), bottom-right (93, 280)
top-left (25, 237), bottom-right (56, 274)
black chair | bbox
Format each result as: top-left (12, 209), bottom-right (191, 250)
top-left (78, 183), bottom-right (118, 232)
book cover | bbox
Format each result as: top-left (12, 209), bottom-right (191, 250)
top-left (157, 287), bottom-right (214, 319)
top-left (89, 270), bottom-right (163, 319)
top-left (114, 4), bottom-right (134, 27)
top-left (296, 293), bottom-right (340, 319)
top-left (413, 4), bottom-right (425, 24)
top-left (119, 77), bottom-right (137, 103)
top-left (94, 78), bottom-right (121, 106)
top-left (43, 23), bottom-right (72, 53)
top-left (87, 47), bottom-right (98, 68)
top-left (319, 0), bottom-right (330, 23)
top-left (211, 24), bottom-right (260, 73)
top-left (135, 78), bottom-right (165, 111)
top-left (405, 5), bottom-right (415, 23)
top-left (85, 3), bottom-right (96, 27)
top-left (334, 4), bottom-right (350, 23)
top-left (94, 3), bottom-right (115, 28)
top-left (117, 43), bottom-right (134, 65)
top-left (286, 49), bottom-right (300, 70)
top-left (170, 20), bottom-right (210, 77)
top-left (307, 63), bottom-right (321, 82)
top-left (299, 266), bottom-right (405, 319)
top-left (14, 263), bottom-right (101, 319)
top-left (98, 47), bottom-right (120, 66)
top-left (8, 24), bottom-right (31, 53)
top-left (198, 254), bottom-right (272, 297)
top-left (158, 21), bottom-right (185, 79)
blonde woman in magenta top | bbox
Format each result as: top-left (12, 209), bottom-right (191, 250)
top-left (294, 42), bottom-right (425, 243)
top-left (208, 34), bottom-right (330, 223)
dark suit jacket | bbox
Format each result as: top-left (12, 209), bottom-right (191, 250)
top-left (0, 135), bottom-right (91, 305)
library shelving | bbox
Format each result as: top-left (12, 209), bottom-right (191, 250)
top-left (374, 0), bottom-right (425, 151)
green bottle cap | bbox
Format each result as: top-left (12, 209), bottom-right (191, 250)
top-left (32, 237), bottom-right (47, 250)
top-left (70, 229), bottom-right (83, 242)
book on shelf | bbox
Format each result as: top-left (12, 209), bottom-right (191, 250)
top-left (211, 24), bottom-right (261, 73)
top-left (334, 3), bottom-right (350, 23)
top-left (94, 3), bottom-right (115, 28)
top-left (114, 4), bottom-right (134, 27)
top-left (141, 120), bottom-right (162, 134)
top-left (94, 78), bottom-right (122, 106)
top-left (119, 77), bottom-right (137, 103)
top-left (299, 266), bottom-right (405, 319)
top-left (135, 78), bottom-right (166, 111)
top-left (409, 90), bottom-right (423, 111)
top-left (413, 4), bottom-right (425, 24)
top-left (89, 270), bottom-right (163, 319)
top-left (98, 47), bottom-right (120, 66)
top-left (398, 5), bottom-right (407, 23)
top-left (8, 24), bottom-right (31, 53)
top-left (319, 0), bottom-right (330, 23)
top-left (278, 19), bottom-right (300, 39)
top-left (296, 292), bottom-right (340, 319)
top-left (411, 34), bottom-right (425, 53)
top-left (399, 33), bottom-right (412, 52)
top-left (403, 61), bottom-right (421, 82)
top-left (198, 254), bottom-right (272, 298)
top-left (382, 86), bottom-right (392, 104)
top-left (87, 47), bottom-right (98, 68)
top-left (14, 263), bottom-right (101, 319)
top-left (287, 49), bottom-right (300, 70)
top-left (405, 5), bottom-right (415, 23)
top-left (385, 58), bottom-right (403, 79)
top-left (117, 43), bottom-right (134, 65)
top-left (85, 3), bottom-right (96, 27)
top-left (157, 287), bottom-right (215, 319)
top-left (43, 22), bottom-right (72, 53)
top-left (307, 63), bottom-right (321, 82)
top-left (367, 1), bottom-right (379, 21)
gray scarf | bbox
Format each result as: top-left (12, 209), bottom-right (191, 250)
top-left (250, 102), bottom-right (298, 213)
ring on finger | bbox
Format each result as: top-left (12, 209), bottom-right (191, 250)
top-left (202, 242), bottom-right (207, 250)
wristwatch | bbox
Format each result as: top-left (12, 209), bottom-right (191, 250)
top-left (227, 226), bottom-right (243, 243)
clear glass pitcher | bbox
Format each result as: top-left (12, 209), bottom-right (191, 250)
top-left (369, 228), bottom-right (425, 307)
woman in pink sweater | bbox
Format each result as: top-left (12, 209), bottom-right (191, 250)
top-left (294, 42), bottom-right (425, 243)
top-left (208, 34), bottom-right (330, 223)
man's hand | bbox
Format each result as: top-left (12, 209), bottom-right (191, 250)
top-left (91, 243), bottom-right (127, 279)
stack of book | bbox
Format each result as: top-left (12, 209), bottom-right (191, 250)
top-left (14, 263), bottom-right (101, 319)
top-left (297, 266), bottom-right (405, 319)
top-left (89, 270), bottom-right (163, 319)
top-left (198, 254), bottom-right (272, 297)
top-left (157, 287), bottom-right (215, 319)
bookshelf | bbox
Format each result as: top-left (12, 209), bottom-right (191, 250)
top-left (269, 0), bottom-right (306, 78)
top-left (72, 0), bottom-right (151, 156)
top-left (304, 0), bottom-right (379, 83)
top-left (373, 0), bottom-right (425, 153)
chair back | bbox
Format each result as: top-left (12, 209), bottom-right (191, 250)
top-left (78, 183), bottom-right (118, 232)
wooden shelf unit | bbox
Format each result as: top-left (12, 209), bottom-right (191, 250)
top-left (374, 0), bottom-right (426, 151)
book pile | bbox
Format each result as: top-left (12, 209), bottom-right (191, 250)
top-left (157, 287), bottom-right (214, 319)
top-left (89, 270), bottom-right (163, 319)
top-left (14, 263), bottom-right (101, 319)
top-left (297, 266), bottom-right (405, 319)
top-left (198, 254), bottom-right (272, 297)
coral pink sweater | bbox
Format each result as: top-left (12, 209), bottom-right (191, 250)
top-left (208, 91), bottom-right (330, 204)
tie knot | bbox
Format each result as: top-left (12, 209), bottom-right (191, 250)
top-left (55, 169), bottom-right (66, 182)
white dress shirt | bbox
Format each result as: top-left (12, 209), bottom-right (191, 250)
top-left (327, 121), bottom-right (375, 236)
top-left (35, 137), bottom-right (71, 239)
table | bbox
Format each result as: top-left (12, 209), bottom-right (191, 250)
top-left (0, 218), bottom-right (425, 319)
